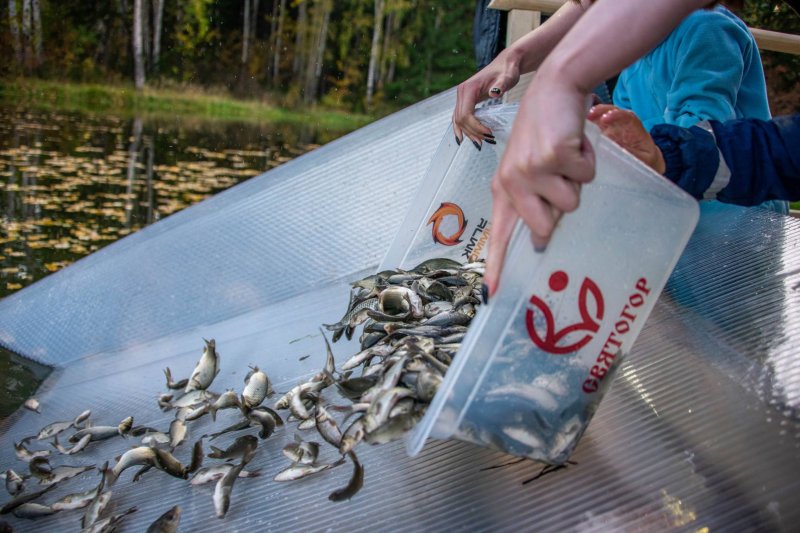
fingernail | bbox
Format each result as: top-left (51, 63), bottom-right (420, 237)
top-left (534, 244), bottom-right (547, 253)
top-left (472, 140), bottom-right (482, 151)
top-left (481, 283), bottom-right (490, 304)
top-left (484, 133), bottom-right (495, 139)
top-left (484, 139), bottom-right (496, 145)
top-left (490, 87), bottom-right (501, 95)
top-left (455, 134), bottom-right (461, 146)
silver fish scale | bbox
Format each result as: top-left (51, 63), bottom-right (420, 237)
top-left (0, 118), bottom-right (799, 532)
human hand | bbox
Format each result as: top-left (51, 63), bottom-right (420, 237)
top-left (587, 105), bottom-right (665, 174)
top-left (453, 53), bottom-right (521, 149)
top-left (484, 75), bottom-right (595, 297)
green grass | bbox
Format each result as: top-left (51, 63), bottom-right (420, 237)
top-left (0, 78), bottom-right (374, 130)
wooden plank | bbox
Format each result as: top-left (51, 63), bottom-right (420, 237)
top-left (488, 0), bottom-right (800, 55)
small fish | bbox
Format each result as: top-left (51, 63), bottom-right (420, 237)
top-left (241, 365), bottom-right (271, 410)
top-left (0, 484), bottom-right (57, 515)
top-left (246, 408), bottom-right (279, 439)
top-left (187, 439), bottom-right (204, 474)
top-left (69, 416), bottom-right (133, 443)
top-left (190, 465), bottom-right (261, 486)
top-left (170, 389), bottom-right (215, 409)
top-left (207, 435), bottom-right (258, 461)
top-left (185, 338), bottom-right (220, 393)
top-left (282, 435), bottom-right (319, 465)
top-left (158, 393), bottom-right (174, 410)
top-left (163, 367), bottom-right (189, 390)
top-left (182, 403), bottom-right (210, 422)
top-left (213, 460), bottom-right (246, 519)
top-left (50, 485), bottom-right (101, 511)
top-left (315, 403), bottom-right (343, 448)
top-left (205, 419), bottom-right (250, 441)
top-left (339, 418), bottom-right (365, 455)
top-left (83, 506), bottom-right (136, 533)
top-left (4, 469), bottom-right (25, 496)
top-left (146, 505), bottom-right (182, 533)
top-left (169, 417), bottom-right (188, 448)
top-left (328, 451), bottom-right (364, 502)
top-left (153, 449), bottom-right (189, 479)
top-left (73, 410), bottom-right (92, 428)
top-left (110, 447), bottom-right (158, 484)
top-left (40, 465), bottom-right (95, 486)
top-left (141, 431), bottom-right (171, 448)
top-left (36, 420), bottom-right (75, 441)
top-left (28, 457), bottom-right (52, 482)
top-left (273, 457), bottom-right (345, 482)
top-left (80, 467), bottom-right (109, 529)
top-left (52, 433), bottom-right (92, 455)
top-left (362, 387), bottom-right (414, 433)
top-left (209, 390), bottom-right (240, 421)
top-left (23, 398), bottom-right (41, 413)
top-left (12, 502), bottom-right (57, 519)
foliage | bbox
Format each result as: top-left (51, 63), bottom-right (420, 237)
top-left (0, 0), bottom-right (476, 114)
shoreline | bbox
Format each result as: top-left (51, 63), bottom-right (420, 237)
top-left (0, 78), bottom-right (374, 130)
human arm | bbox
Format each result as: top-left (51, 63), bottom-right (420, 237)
top-left (454, 0), bottom-right (588, 146)
top-left (651, 115), bottom-right (800, 205)
top-left (484, 0), bottom-right (711, 296)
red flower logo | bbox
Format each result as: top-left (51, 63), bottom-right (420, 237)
top-left (525, 271), bottom-right (605, 355)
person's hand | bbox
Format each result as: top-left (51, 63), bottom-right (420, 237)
top-left (453, 53), bottom-right (521, 148)
top-left (484, 74), bottom-right (596, 297)
top-left (588, 104), bottom-right (665, 174)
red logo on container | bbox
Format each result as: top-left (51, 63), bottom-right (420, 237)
top-left (428, 202), bottom-right (467, 246)
top-left (525, 271), bottom-right (605, 355)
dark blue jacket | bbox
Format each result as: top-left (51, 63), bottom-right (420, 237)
top-left (651, 114), bottom-right (800, 206)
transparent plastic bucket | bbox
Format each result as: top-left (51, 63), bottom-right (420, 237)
top-left (378, 105), bottom-right (517, 271)
top-left (407, 113), bottom-right (700, 464)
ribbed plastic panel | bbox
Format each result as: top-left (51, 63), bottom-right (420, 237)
top-left (0, 90), bottom-right (455, 366)
top-left (1, 126), bottom-right (798, 530)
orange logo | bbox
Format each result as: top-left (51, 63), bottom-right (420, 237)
top-left (427, 202), bottom-right (467, 246)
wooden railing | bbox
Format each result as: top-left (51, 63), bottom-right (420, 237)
top-left (488, 0), bottom-right (800, 55)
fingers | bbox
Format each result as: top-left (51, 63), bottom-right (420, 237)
top-left (484, 183), bottom-right (519, 297)
top-left (587, 104), bottom-right (619, 122)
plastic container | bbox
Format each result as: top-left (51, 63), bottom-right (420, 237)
top-left (406, 106), bottom-right (700, 464)
top-left (378, 105), bottom-right (517, 271)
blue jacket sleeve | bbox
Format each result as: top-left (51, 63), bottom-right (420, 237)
top-left (664, 13), bottom-right (749, 127)
top-left (712, 115), bottom-right (800, 205)
top-left (651, 115), bottom-right (800, 206)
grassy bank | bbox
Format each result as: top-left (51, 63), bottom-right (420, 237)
top-left (0, 79), bottom-right (374, 130)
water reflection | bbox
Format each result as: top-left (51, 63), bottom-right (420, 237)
top-left (0, 107), bottom-right (342, 298)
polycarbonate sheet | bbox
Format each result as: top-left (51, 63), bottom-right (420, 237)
top-left (1, 202), bottom-right (798, 532)
top-left (0, 90), bottom-right (456, 366)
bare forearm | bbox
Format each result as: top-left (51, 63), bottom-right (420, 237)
top-left (539, 0), bottom-right (710, 93)
top-left (501, 0), bottom-right (587, 74)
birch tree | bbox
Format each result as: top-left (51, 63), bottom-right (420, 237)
top-left (31, 0), bottom-right (41, 67)
top-left (21, 0), bottom-right (31, 68)
top-left (8, 0), bottom-right (22, 66)
top-left (366, 0), bottom-right (384, 106)
top-left (133, 0), bottom-right (146, 89)
top-left (303, 0), bottom-right (331, 103)
top-left (271, 0), bottom-right (286, 84)
top-left (292, 0), bottom-right (307, 81)
top-left (151, 0), bottom-right (164, 74)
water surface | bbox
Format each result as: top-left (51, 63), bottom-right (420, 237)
top-left (0, 106), bottom-right (346, 299)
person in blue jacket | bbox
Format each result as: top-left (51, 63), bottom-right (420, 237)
top-left (588, 104), bottom-right (800, 206)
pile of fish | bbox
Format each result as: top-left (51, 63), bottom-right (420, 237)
top-left (0, 257), bottom-right (484, 530)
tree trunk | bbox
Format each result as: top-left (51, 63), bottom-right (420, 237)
top-left (21, 0), bottom-right (31, 69)
top-left (366, 0), bottom-right (384, 107)
top-left (142, 0), bottom-right (151, 72)
top-left (8, 0), bottom-right (22, 66)
top-left (378, 8), bottom-right (393, 91)
top-left (424, 7), bottom-right (443, 94)
top-left (303, 0), bottom-right (331, 104)
top-left (292, 0), bottom-right (307, 80)
top-left (242, 0), bottom-right (251, 68)
top-left (31, 0), bottom-right (41, 67)
top-left (151, 0), bottom-right (164, 75)
top-left (271, 0), bottom-right (287, 84)
top-left (251, 0), bottom-right (259, 42)
top-left (133, 0), bottom-right (146, 89)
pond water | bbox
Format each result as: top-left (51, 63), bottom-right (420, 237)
top-left (0, 105), bottom-right (349, 300)
top-left (0, 105), bottom-right (351, 418)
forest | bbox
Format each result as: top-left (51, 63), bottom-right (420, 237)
top-left (1, 1), bottom-right (798, 115)
top-left (0, 0), bottom-right (477, 113)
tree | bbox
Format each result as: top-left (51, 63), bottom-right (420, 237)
top-left (303, 0), bottom-right (332, 103)
top-left (365, 0), bottom-right (383, 107)
top-left (151, 0), bottom-right (164, 75)
top-left (133, 0), bottom-right (145, 89)
top-left (270, 0), bottom-right (287, 84)
top-left (8, 0), bottom-right (23, 67)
